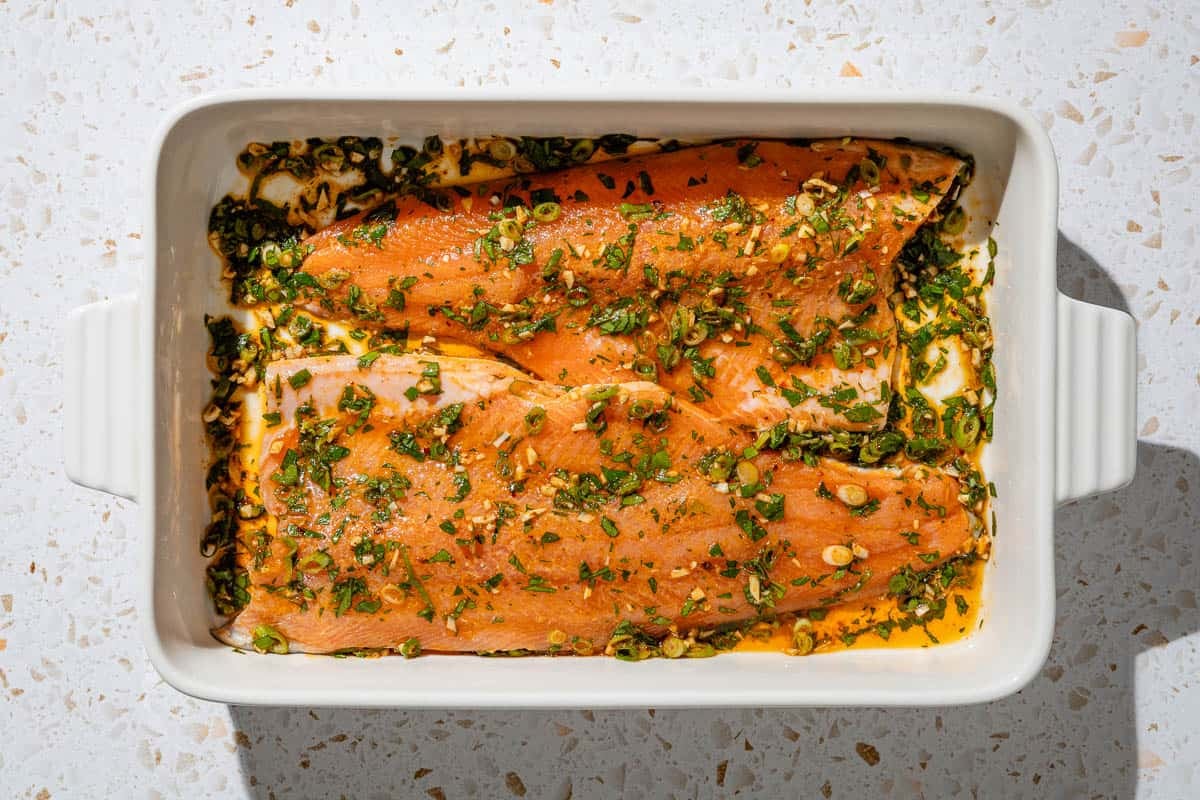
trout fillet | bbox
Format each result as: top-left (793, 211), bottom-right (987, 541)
top-left (218, 354), bottom-right (974, 654)
top-left (289, 139), bottom-right (963, 432)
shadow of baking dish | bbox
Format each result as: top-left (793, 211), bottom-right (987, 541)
top-left (225, 234), bottom-right (1198, 800)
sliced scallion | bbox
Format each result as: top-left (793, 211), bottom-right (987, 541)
top-left (570, 139), bottom-right (595, 162)
top-left (859, 158), bottom-right (881, 186)
top-left (497, 219), bottom-right (522, 241)
top-left (488, 138), bottom-right (517, 162)
top-left (296, 551), bottom-right (333, 574)
top-left (941, 206), bottom-right (967, 235)
top-left (952, 413), bottom-right (981, 449)
top-left (532, 202), bottom-right (561, 223)
top-left (251, 625), bottom-right (288, 655)
top-left (524, 406), bottom-right (547, 434)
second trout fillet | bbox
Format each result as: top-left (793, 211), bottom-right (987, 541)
top-left (286, 139), bottom-right (964, 432)
top-left (218, 354), bottom-right (975, 654)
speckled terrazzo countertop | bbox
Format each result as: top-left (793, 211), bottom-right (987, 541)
top-left (1, 1), bottom-right (1197, 797)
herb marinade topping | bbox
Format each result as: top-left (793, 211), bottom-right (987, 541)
top-left (203, 134), bottom-right (994, 658)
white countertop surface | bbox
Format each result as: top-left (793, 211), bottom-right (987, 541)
top-left (2, 1), bottom-right (1197, 797)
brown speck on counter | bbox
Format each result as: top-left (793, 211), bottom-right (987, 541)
top-left (1076, 141), bottom-right (1097, 166)
top-left (1057, 101), bottom-right (1085, 124)
top-left (716, 760), bottom-right (728, 786)
top-left (839, 61), bottom-right (862, 77)
top-left (414, 768), bottom-right (432, 779)
top-left (856, 742), bottom-right (881, 766)
top-left (505, 771), bottom-right (527, 796)
top-left (1115, 29), bottom-right (1150, 47)
top-left (821, 780), bottom-right (833, 798)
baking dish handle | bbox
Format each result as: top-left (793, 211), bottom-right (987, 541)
top-left (1055, 292), bottom-right (1136, 504)
top-left (64, 294), bottom-right (140, 502)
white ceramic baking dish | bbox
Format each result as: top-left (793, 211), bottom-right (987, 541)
top-left (63, 90), bottom-right (1135, 707)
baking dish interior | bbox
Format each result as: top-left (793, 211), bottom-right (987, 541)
top-left (147, 95), bottom-right (1055, 705)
